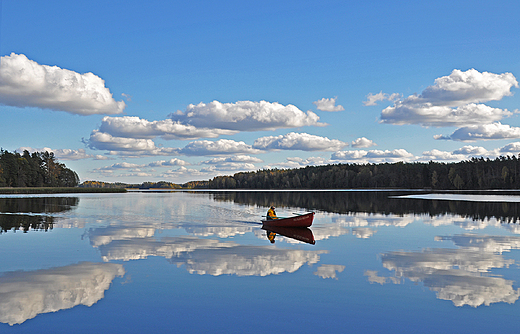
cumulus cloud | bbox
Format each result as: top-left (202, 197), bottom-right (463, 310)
top-left (98, 116), bottom-right (236, 140)
top-left (363, 91), bottom-right (401, 106)
top-left (84, 130), bottom-right (179, 156)
top-left (200, 155), bottom-right (262, 171)
top-left (331, 149), bottom-right (415, 163)
top-left (263, 156), bottom-right (329, 169)
top-left (419, 149), bottom-right (468, 161)
top-left (147, 158), bottom-right (190, 167)
top-left (201, 155), bottom-right (263, 165)
top-left (452, 145), bottom-right (491, 156)
top-left (178, 139), bottom-right (262, 156)
top-left (161, 166), bottom-right (209, 178)
top-left (418, 146), bottom-right (495, 162)
top-left (0, 53), bottom-right (125, 115)
top-left (0, 262), bottom-right (124, 325)
top-left (170, 100), bottom-right (325, 131)
top-left (253, 132), bottom-right (347, 151)
top-left (435, 122), bottom-right (520, 141)
top-left (351, 137), bottom-right (376, 148)
top-left (17, 147), bottom-right (109, 160)
top-left (380, 69), bottom-right (518, 127)
top-left (421, 69), bottom-right (518, 105)
top-left (382, 102), bottom-right (511, 127)
top-left (500, 142), bottom-right (520, 153)
top-left (313, 97), bottom-right (344, 112)
top-left (95, 162), bottom-right (143, 171)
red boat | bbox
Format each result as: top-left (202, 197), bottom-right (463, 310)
top-left (261, 212), bottom-right (314, 228)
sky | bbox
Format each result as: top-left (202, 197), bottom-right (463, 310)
top-left (1, 0), bottom-right (520, 184)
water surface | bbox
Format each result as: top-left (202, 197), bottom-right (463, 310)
top-left (2, 190), bottom-right (520, 333)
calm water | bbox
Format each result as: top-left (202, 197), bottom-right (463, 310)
top-left (2, 190), bottom-right (520, 333)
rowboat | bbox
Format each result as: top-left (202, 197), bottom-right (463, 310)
top-left (261, 225), bottom-right (315, 244)
top-left (261, 212), bottom-right (314, 228)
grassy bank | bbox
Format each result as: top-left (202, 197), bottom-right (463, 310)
top-left (0, 187), bottom-right (127, 194)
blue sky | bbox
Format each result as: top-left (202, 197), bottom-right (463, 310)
top-left (2, 0), bottom-right (520, 184)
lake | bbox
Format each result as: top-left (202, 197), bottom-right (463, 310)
top-left (2, 190), bottom-right (520, 333)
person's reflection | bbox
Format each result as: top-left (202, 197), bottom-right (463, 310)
top-left (266, 230), bottom-right (276, 243)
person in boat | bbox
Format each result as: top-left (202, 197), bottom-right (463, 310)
top-left (266, 206), bottom-right (277, 220)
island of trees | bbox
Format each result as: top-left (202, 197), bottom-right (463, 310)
top-left (0, 149), bottom-right (79, 187)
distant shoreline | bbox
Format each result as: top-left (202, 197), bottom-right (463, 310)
top-left (0, 187), bottom-right (127, 194)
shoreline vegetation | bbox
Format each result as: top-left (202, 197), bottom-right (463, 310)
top-left (0, 187), bottom-right (127, 194)
top-left (4, 149), bottom-right (520, 192)
top-left (84, 155), bottom-right (520, 191)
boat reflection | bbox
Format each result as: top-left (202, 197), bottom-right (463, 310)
top-left (261, 225), bottom-right (316, 245)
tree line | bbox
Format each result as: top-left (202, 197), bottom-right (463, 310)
top-left (207, 156), bottom-right (520, 190)
top-left (0, 149), bottom-right (79, 187)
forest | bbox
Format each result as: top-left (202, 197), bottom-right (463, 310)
top-left (207, 156), bottom-right (520, 190)
top-left (0, 149), bottom-right (79, 187)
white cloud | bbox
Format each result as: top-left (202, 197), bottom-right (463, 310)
top-left (147, 158), bottom-right (190, 167)
top-left (201, 155), bottom-right (263, 164)
top-left (84, 130), bottom-right (179, 156)
top-left (96, 162), bottom-right (143, 171)
top-left (331, 149), bottom-right (415, 163)
top-left (161, 166), bottom-right (209, 178)
top-left (435, 122), bottom-right (520, 141)
top-left (200, 155), bottom-right (262, 171)
top-left (17, 147), bottom-right (109, 160)
top-left (351, 137), bottom-right (376, 148)
top-left (421, 69), bottom-right (518, 106)
top-left (98, 116), bottom-right (237, 140)
top-left (313, 97), bottom-right (344, 112)
top-left (500, 142), bottom-right (520, 153)
top-left (253, 132), bottom-right (347, 151)
top-left (179, 139), bottom-right (262, 156)
top-left (382, 102), bottom-right (511, 127)
top-left (201, 163), bottom-right (257, 172)
top-left (419, 146), bottom-right (494, 162)
top-left (170, 100), bottom-right (325, 131)
top-left (363, 91), bottom-right (401, 106)
top-left (0, 53), bottom-right (125, 115)
top-left (380, 69), bottom-right (518, 127)
top-left (264, 156), bottom-right (329, 169)
top-left (0, 262), bottom-right (124, 325)
top-left (419, 149), bottom-right (468, 161)
top-left (452, 145), bottom-right (490, 156)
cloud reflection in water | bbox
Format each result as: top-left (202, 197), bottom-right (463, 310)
top-left (369, 234), bottom-right (520, 307)
top-left (0, 262), bottom-right (125, 326)
top-left (98, 236), bottom-right (326, 276)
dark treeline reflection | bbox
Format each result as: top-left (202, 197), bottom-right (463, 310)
top-left (208, 191), bottom-right (520, 223)
top-left (0, 214), bottom-right (54, 233)
top-left (0, 197), bottom-right (79, 214)
top-left (0, 197), bottom-right (78, 234)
